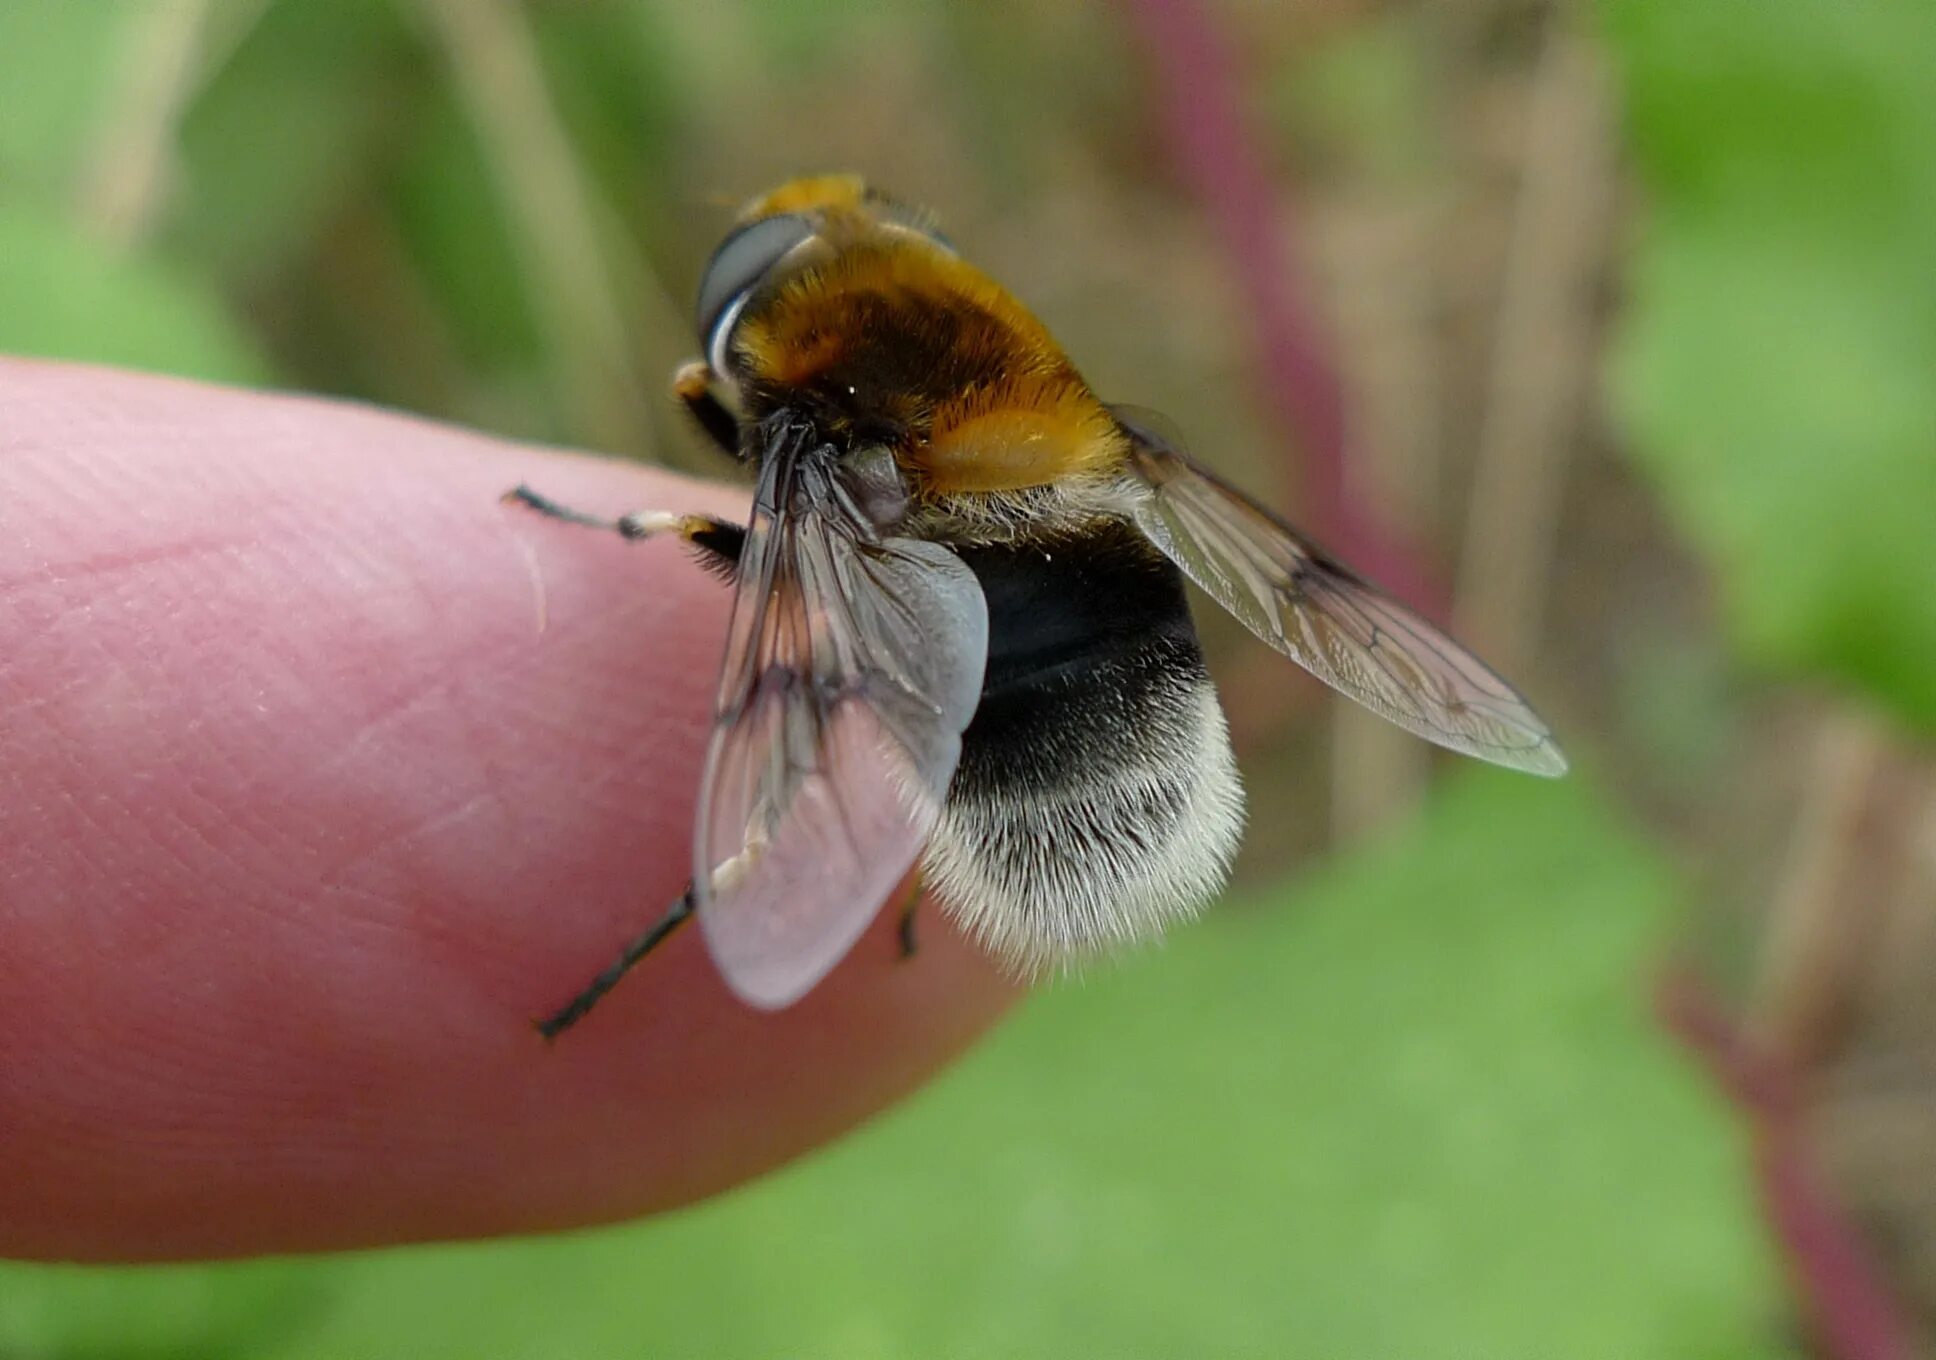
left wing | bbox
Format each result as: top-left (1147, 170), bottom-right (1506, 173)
top-left (1116, 409), bottom-right (1567, 777)
top-left (694, 433), bottom-right (989, 1007)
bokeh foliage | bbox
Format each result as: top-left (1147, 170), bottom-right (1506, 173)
top-left (1606, 0), bottom-right (1936, 730)
top-left (6, 0), bottom-right (1930, 1353)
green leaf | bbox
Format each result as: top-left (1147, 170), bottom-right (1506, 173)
top-left (0, 1259), bottom-right (319, 1360)
top-left (0, 3), bottom-right (143, 198)
top-left (165, 0), bottom-right (415, 289)
top-left (0, 771), bottom-right (1783, 1357)
top-left (0, 204), bottom-right (268, 384)
top-left (1602, 0), bottom-right (1936, 729)
top-left (386, 86), bottom-right (543, 380)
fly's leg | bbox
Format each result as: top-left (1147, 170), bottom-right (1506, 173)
top-left (503, 485), bottom-right (746, 576)
top-left (536, 885), bottom-right (696, 1040)
top-left (894, 873), bottom-right (925, 961)
top-left (511, 373), bottom-right (747, 1039)
top-left (673, 360), bottom-right (741, 459)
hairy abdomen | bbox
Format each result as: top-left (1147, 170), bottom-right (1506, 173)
top-left (923, 526), bottom-right (1245, 967)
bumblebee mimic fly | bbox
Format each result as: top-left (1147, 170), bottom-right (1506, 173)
top-left (508, 173), bottom-right (1566, 1033)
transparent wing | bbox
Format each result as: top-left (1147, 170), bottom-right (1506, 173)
top-left (694, 450), bottom-right (989, 1008)
top-left (1117, 411), bottom-right (1567, 777)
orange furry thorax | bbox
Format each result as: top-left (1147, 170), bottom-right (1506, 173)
top-left (740, 173), bottom-right (868, 221)
top-left (731, 238), bottom-right (1127, 495)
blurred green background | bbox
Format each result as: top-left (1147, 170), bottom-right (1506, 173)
top-left (6, 0), bottom-right (1936, 1355)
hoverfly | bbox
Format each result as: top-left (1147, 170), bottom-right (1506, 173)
top-left (508, 175), bottom-right (1565, 1033)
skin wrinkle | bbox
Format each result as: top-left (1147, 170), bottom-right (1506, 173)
top-left (0, 533), bottom-right (257, 605)
top-left (311, 788), bottom-right (506, 891)
top-left (0, 359), bottom-right (1017, 1262)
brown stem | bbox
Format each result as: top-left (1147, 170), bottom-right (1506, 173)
top-left (1753, 711), bottom-right (1892, 1071)
top-left (416, 0), bottom-right (692, 466)
top-left (1452, 16), bottom-right (1613, 677)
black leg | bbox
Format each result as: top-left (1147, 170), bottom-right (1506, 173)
top-left (503, 484), bottom-right (628, 533)
top-left (536, 885), bottom-right (696, 1040)
top-left (895, 875), bottom-right (923, 961)
top-left (503, 485), bottom-right (745, 576)
top-left (673, 360), bottom-right (741, 459)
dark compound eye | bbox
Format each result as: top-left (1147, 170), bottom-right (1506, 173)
top-left (695, 212), bottom-right (817, 361)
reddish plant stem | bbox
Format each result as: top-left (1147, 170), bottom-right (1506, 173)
top-left (1657, 964), bottom-right (1798, 1120)
top-left (1658, 966), bottom-right (1915, 1360)
top-left (1118, 0), bottom-right (1441, 616)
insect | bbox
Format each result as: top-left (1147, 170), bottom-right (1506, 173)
top-left (508, 174), bottom-right (1566, 1034)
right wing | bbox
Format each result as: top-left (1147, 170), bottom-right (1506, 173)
top-left (1117, 408), bottom-right (1567, 777)
top-left (693, 437), bottom-right (989, 1008)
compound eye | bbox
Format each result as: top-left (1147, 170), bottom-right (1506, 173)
top-left (695, 212), bottom-right (817, 365)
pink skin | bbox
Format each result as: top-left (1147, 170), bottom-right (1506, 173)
top-left (0, 360), bottom-right (1016, 1263)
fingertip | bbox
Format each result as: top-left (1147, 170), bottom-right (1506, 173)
top-left (0, 362), bottom-right (1019, 1260)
